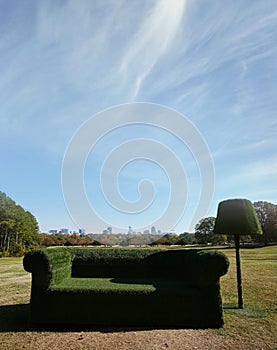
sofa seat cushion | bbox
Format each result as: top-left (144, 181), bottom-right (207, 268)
top-left (50, 277), bottom-right (155, 294)
top-left (50, 277), bottom-right (198, 296)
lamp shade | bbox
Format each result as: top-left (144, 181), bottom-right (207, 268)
top-left (214, 199), bottom-right (262, 235)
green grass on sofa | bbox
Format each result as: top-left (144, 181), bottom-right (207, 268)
top-left (50, 277), bottom-right (196, 296)
top-left (50, 277), bottom-right (156, 294)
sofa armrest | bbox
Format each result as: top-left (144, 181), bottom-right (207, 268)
top-left (196, 250), bottom-right (229, 287)
top-left (23, 248), bottom-right (72, 290)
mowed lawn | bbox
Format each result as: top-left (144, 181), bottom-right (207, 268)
top-left (0, 246), bottom-right (276, 350)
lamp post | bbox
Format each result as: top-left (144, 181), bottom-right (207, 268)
top-left (214, 199), bottom-right (262, 309)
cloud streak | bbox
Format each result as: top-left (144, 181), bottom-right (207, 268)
top-left (119, 0), bottom-right (186, 99)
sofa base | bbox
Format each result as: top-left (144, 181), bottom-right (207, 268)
top-left (29, 288), bottom-right (224, 328)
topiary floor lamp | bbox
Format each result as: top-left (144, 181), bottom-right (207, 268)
top-left (214, 199), bottom-right (262, 309)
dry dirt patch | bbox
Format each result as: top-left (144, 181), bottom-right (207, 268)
top-left (0, 328), bottom-right (272, 350)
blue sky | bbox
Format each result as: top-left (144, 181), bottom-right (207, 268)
top-left (0, 0), bottom-right (276, 233)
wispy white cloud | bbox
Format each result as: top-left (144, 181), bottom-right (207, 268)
top-left (118, 0), bottom-right (186, 99)
top-left (221, 155), bottom-right (276, 191)
top-left (138, 1), bottom-right (277, 103)
top-left (213, 136), bottom-right (277, 160)
top-left (2, 0), bottom-right (276, 120)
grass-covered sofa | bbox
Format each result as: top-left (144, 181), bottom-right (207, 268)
top-left (23, 247), bottom-right (229, 328)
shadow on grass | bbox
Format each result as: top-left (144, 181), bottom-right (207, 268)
top-left (223, 303), bottom-right (267, 318)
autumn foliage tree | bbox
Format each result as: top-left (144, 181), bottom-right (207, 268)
top-left (40, 233), bottom-right (97, 247)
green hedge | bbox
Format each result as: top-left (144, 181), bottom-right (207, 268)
top-left (23, 247), bottom-right (229, 328)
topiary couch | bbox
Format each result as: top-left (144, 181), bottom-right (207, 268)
top-left (23, 247), bottom-right (229, 328)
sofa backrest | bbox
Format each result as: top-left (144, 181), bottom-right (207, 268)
top-left (72, 248), bottom-right (159, 279)
top-left (71, 248), bottom-right (229, 285)
top-left (24, 247), bottom-right (229, 289)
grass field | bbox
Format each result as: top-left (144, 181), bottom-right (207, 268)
top-left (0, 246), bottom-right (276, 349)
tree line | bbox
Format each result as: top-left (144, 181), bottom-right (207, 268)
top-left (87, 233), bottom-right (164, 246)
top-left (40, 233), bottom-right (101, 247)
top-left (0, 190), bottom-right (276, 255)
top-left (153, 201), bottom-right (277, 246)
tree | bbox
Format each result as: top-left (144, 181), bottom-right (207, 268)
top-left (177, 232), bottom-right (195, 245)
top-left (254, 201), bottom-right (277, 245)
top-left (0, 191), bottom-right (40, 255)
top-left (195, 217), bottom-right (226, 244)
top-left (0, 219), bottom-right (15, 252)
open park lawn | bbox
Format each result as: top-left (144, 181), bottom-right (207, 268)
top-left (0, 246), bottom-right (276, 350)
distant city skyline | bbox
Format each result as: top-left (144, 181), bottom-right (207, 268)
top-left (48, 228), bottom-right (86, 235)
top-left (46, 225), bottom-right (168, 235)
